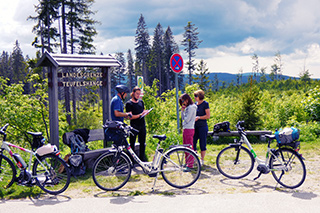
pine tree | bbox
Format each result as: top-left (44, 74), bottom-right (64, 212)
top-left (192, 59), bottom-right (210, 91)
top-left (151, 23), bottom-right (165, 94)
top-left (127, 49), bottom-right (135, 90)
top-left (135, 14), bottom-right (150, 86)
top-left (181, 22), bottom-right (202, 85)
top-left (9, 41), bottom-right (26, 85)
top-left (163, 26), bottom-right (179, 91)
top-left (28, 0), bottom-right (61, 53)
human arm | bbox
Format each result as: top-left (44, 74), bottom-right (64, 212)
top-left (114, 110), bottom-right (131, 118)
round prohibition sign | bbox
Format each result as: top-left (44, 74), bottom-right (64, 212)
top-left (170, 53), bottom-right (184, 73)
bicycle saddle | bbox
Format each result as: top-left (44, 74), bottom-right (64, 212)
top-left (153, 135), bottom-right (167, 141)
top-left (27, 131), bottom-right (43, 137)
top-left (265, 134), bottom-right (276, 140)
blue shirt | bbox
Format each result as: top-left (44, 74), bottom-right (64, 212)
top-left (110, 94), bottom-right (124, 122)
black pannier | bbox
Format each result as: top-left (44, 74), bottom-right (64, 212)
top-left (103, 120), bottom-right (125, 146)
top-left (213, 121), bottom-right (231, 133)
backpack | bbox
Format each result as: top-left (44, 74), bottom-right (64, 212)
top-left (70, 134), bottom-right (90, 154)
top-left (214, 121), bottom-right (231, 133)
top-left (275, 127), bottom-right (300, 145)
top-left (68, 154), bottom-right (86, 176)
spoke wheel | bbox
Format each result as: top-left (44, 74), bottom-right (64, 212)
top-left (92, 152), bottom-right (131, 191)
top-left (216, 145), bottom-right (254, 179)
top-left (161, 147), bottom-right (201, 189)
top-left (270, 148), bottom-right (306, 189)
top-left (0, 154), bottom-right (16, 189)
top-left (33, 154), bottom-right (71, 195)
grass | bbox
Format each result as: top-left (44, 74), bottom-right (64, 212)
top-left (0, 138), bottom-right (318, 200)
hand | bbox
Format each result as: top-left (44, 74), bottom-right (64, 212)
top-left (195, 116), bottom-right (200, 121)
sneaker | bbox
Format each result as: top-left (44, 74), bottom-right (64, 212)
top-left (183, 166), bottom-right (191, 172)
top-left (201, 160), bottom-right (204, 166)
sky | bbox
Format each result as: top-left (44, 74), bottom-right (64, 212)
top-left (1, 0), bottom-right (320, 78)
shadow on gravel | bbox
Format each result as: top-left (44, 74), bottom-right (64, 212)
top-left (28, 194), bottom-right (71, 206)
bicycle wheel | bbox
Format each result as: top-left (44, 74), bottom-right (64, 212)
top-left (92, 151), bottom-right (131, 191)
top-left (160, 147), bottom-right (201, 189)
top-left (33, 154), bottom-right (71, 195)
top-left (270, 148), bottom-right (306, 189)
top-left (0, 154), bottom-right (16, 189)
top-left (216, 145), bottom-right (254, 179)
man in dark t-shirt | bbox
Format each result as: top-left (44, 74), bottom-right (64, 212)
top-left (125, 87), bottom-right (148, 161)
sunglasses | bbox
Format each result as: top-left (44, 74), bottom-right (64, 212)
top-left (194, 94), bottom-right (198, 98)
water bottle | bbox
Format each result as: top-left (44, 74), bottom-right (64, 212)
top-left (12, 153), bottom-right (27, 169)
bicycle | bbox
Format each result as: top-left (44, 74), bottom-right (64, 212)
top-left (0, 123), bottom-right (71, 195)
top-left (216, 121), bottom-right (306, 189)
top-left (92, 121), bottom-right (201, 191)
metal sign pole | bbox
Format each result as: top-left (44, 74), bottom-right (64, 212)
top-left (170, 53), bottom-right (183, 134)
top-left (175, 73), bottom-right (180, 133)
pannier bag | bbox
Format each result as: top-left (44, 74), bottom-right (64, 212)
top-left (69, 154), bottom-right (86, 176)
top-left (275, 127), bottom-right (300, 144)
top-left (103, 120), bottom-right (124, 145)
top-left (213, 121), bottom-right (231, 133)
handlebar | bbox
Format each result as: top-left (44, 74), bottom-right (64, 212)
top-left (0, 123), bottom-right (9, 135)
top-left (236, 121), bottom-right (245, 131)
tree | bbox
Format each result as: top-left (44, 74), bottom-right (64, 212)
top-left (111, 52), bottom-right (126, 92)
top-left (236, 68), bottom-right (243, 86)
top-left (236, 77), bottom-right (261, 130)
top-left (192, 59), bottom-right (210, 91)
top-left (163, 26), bottom-right (179, 91)
top-left (127, 49), bottom-right (135, 90)
top-left (9, 41), bottom-right (26, 85)
top-left (251, 54), bottom-right (259, 81)
top-left (150, 23), bottom-right (165, 94)
top-left (181, 21), bottom-right (202, 85)
top-left (28, 0), bottom-right (61, 53)
top-left (270, 51), bottom-right (283, 81)
top-left (135, 14), bottom-right (150, 86)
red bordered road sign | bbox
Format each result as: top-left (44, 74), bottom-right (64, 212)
top-left (170, 53), bottom-right (184, 73)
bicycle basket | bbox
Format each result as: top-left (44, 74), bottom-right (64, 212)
top-left (275, 127), bottom-right (300, 145)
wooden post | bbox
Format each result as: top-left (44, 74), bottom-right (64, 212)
top-left (48, 66), bottom-right (59, 148)
top-left (102, 67), bottom-right (111, 147)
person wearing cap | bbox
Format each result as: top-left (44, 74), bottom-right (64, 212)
top-left (110, 85), bottom-right (132, 122)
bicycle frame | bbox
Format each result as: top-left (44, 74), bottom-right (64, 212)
top-left (237, 131), bottom-right (286, 171)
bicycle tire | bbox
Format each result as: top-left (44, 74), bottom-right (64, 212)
top-left (160, 147), bottom-right (201, 189)
top-left (92, 151), bottom-right (131, 191)
top-left (270, 148), bottom-right (306, 189)
top-left (33, 154), bottom-right (71, 195)
top-left (216, 145), bottom-right (254, 179)
top-left (0, 154), bottom-right (16, 189)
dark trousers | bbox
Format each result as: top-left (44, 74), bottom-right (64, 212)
top-left (129, 125), bottom-right (146, 162)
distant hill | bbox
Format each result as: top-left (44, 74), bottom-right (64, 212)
top-left (183, 72), bottom-right (299, 86)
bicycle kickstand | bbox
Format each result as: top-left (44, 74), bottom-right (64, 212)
top-left (151, 174), bottom-right (159, 192)
top-left (254, 172), bottom-right (262, 181)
